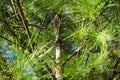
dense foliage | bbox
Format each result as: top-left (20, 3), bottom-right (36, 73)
top-left (0, 0), bottom-right (120, 80)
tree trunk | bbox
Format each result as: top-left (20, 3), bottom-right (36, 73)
top-left (54, 14), bottom-right (63, 80)
top-left (55, 40), bottom-right (63, 80)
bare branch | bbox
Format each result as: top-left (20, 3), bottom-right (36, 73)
top-left (0, 35), bottom-right (12, 43)
top-left (12, 0), bottom-right (31, 39)
top-left (61, 46), bottom-right (83, 66)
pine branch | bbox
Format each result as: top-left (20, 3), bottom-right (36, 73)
top-left (108, 56), bottom-right (120, 80)
top-left (1, 18), bottom-right (17, 37)
top-left (61, 46), bottom-right (83, 66)
top-left (45, 64), bottom-right (56, 80)
top-left (12, 0), bottom-right (31, 39)
top-left (0, 35), bottom-right (12, 43)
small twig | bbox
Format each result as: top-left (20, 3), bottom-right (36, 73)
top-left (109, 69), bottom-right (120, 72)
top-left (45, 64), bottom-right (56, 80)
top-left (100, 13), bottom-right (111, 23)
top-left (13, 0), bottom-right (31, 39)
top-left (29, 23), bottom-right (46, 29)
top-left (61, 46), bottom-right (83, 66)
top-left (1, 19), bottom-right (17, 37)
top-left (0, 35), bottom-right (12, 43)
top-left (108, 56), bottom-right (120, 80)
top-left (28, 24), bottom-right (38, 28)
top-left (12, 0), bottom-right (36, 51)
top-left (48, 54), bottom-right (56, 65)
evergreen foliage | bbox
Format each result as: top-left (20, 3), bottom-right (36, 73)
top-left (0, 0), bottom-right (120, 79)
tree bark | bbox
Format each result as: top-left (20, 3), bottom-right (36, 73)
top-left (54, 14), bottom-right (63, 80)
top-left (55, 40), bottom-right (63, 80)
